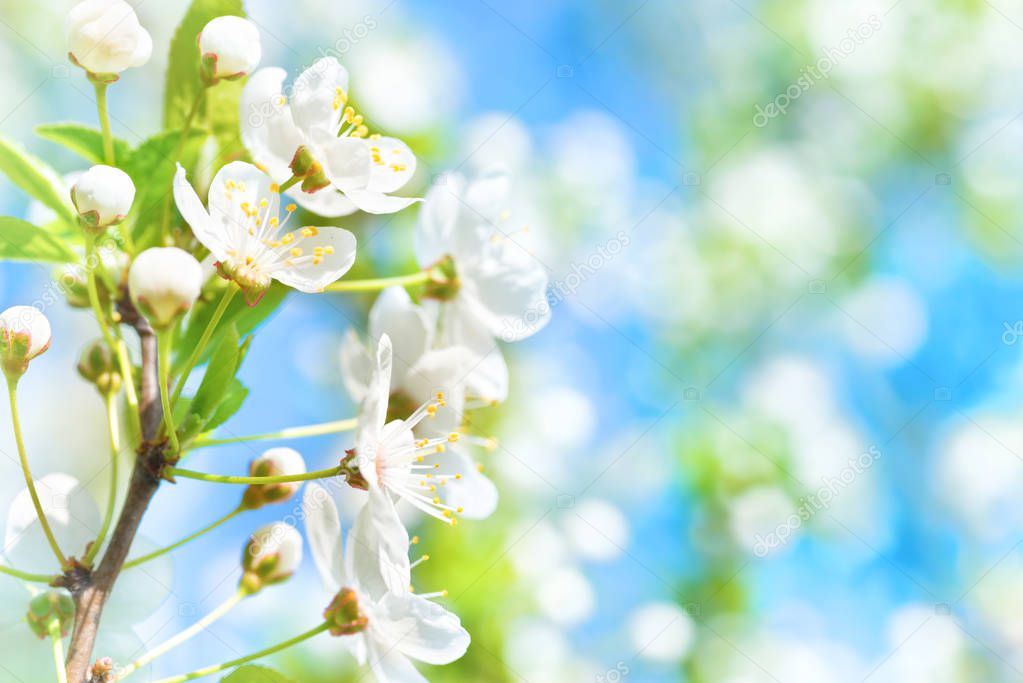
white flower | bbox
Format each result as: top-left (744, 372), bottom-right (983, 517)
top-left (242, 521), bottom-right (302, 590)
top-left (242, 447), bottom-right (306, 509)
top-left (339, 288), bottom-right (498, 519)
top-left (415, 169), bottom-right (550, 401)
top-left (198, 16), bottom-right (261, 82)
top-left (302, 484), bottom-right (470, 682)
top-left (66, 0), bottom-right (152, 77)
top-left (174, 161), bottom-right (357, 302)
top-left (128, 247), bottom-right (203, 329)
top-left (240, 57), bottom-right (419, 217)
top-left (0, 306), bottom-right (51, 377)
top-left (71, 165), bottom-right (135, 231)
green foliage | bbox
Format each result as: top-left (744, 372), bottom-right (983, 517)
top-left (220, 665), bottom-right (296, 682)
top-left (0, 217), bottom-right (77, 263)
top-left (35, 123), bottom-right (130, 166)
top-left (0, 135), bottom-right (75, 224)
top-left (205, 378), bottom-right (250, 431)
top-left (188, 323), bottom-right (242, 427)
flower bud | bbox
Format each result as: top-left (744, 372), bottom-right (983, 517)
top-left (241, 447), bottom-right (306, 510)
top-left (66, 0), bottom-right (152, 80)
top-left (128, 247), bottom-right (203, 330)
top-left (71, 165), bottom-right (135, 232)
top-left (77, 339), bottom-right (121, 395)
top-left (241, 522), bottom-right (302, 594)
top-left (0, 306), bottom-right (52, 378)
top-left (198, 16), bottom-right (261, 84)
top-left (26, 591), bottom-right (75, 639)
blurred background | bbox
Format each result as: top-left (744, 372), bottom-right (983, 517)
top-left (2, 0), bottom-right (1023, 681)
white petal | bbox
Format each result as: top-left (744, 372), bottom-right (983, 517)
top-left (318, 136), bottom-right (372, 190)
top-left (431, 300), bottom-right (509, 403)
top-left (240, 68), bottom-right (306, 181)
top-left (365, 634), bottom-right (428, 683)
top-left (343, 189), bottom-right (421, 216)
top-left (287, 186), bottom-right (358, 218)
top-left (427, 446), bottom-right (497, 520)
top-left (402, 347), bottom-right (471, 434)
top-left (272, 226), bottom-right (357, 292)
top-left (462, 248), bottom-right (550, 341)
top-left (347, 488), bottom-right (410, 601)
top-left (369, 287), bottom-right (431, 389)
top-left (207, 161), bottom-right (280, 232)
top-left (173, 164), bottom-right (226, 259)
top-left (415, 173), bottom-right (466, 265)
top-left (302, 484), bottom-right (344, 591)
top-left (4, 474), bottom-right (100, 571)
top-left (377, 591), bottom-right (471, 665)
top-left (366, 137), bottom-right (417, 194)
top-left (291, 57), bottom-right (349, 141)
top-left (339, 328), bottom-right (373, 404)
top-left (358, 335), bottom-right (393, 447)
top-left (463, 166), bottom-right (512, 225)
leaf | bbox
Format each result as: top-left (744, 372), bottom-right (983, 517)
top-left (220, 665), bottom-right (296, 682)
top-left (0, 135), bottom-right (74, 223)
top-left (0, 217), bottom-right (78, 263)
top-left (164, 0), bottom-right (245, 130)
top-left (205, 378), bottom-right (249, 431)
top-left (188, 323), bottom-right (240, 425)
top-left (35, 123), bottom-right (130, 166)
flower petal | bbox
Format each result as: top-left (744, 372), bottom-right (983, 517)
top-left (291, 57), bottom-right (349, 143)
top-left (358, 334), bottom-right (394, 450)
top-left (403, 347), bottom-right (471, 433)
top-left (343, 189), bottom-right (421, 216)
top-left (240, 67), bottom-right (306, 181)
top-left (426, 446), bottom-right (498, 520)
top-left (272, 226), bottom-right (357, 292)
top-left (461, 245), bottom-right (550, 341)
top-left (366, 136), bottom-right (417, 194)
top-left (429, 299), bottom-right (509, 403)
top-left (369, 287), bottom-right (431, 390)
top-left (318, 136), bottom-right (372, 191)
top-left (302, 484), bottom-right (345, 592)
top-left (339, 328), bottom-right (373, 404)
top-left (346, 487), bottom-right (410, 601)
top-left (287, 186), bottom-right (358, 218)
top-left (463, 166), bottom-right (512, 226)
top-left (207, 161), bottom-right (280, 232)
top-left (377, 591), bottom-right (471, 665)
top-left (365, 634), bottom-right (428, 683)
top-left (4, 473), bottom-right (100, 572)
top-left (173, 164), bottom-right (226, 259)
top-left (415, 173), bottom-right (466, 265)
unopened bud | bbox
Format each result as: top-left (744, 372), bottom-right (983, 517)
top-left (241, 522), bottom-right (302, 593)
top-left (77, 338), bottom-right (121, 394)
top-left (71, 165), bottom-right (135, 233)
top-left (66, 0), bottom-right (152, 79)
top-left (128, 247), bottom-right (203, 329)
top-left (0, 306), bottom-right (52, 379)
top-left (324, 587), bottom-right (368, 636)
top-left (198, 16), bottom-right (261, 85)
top-left (26, 591), bottom-right (75, 639)
top-left (241, 447), bottom-right (306, 510)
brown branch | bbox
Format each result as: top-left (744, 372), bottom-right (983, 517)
top-left (65, 304), bottom-right (166, 683)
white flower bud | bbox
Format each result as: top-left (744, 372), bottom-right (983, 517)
top-left (242, 447), bottom-right (306, 509)
top-left (242, 522), bottom-right (302, 592)
top-left (66, 0), bottom-right (152, 78)
top-left (128, 248), bottom-right (203, 329)
top-left (71, 165), bottom-right (135, 232)
top-left (0, 306), bottom-right (52, 378)
top-left (198, 16), bottom-right (261, 83)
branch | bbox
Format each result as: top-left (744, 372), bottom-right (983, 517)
top-left (65, 301), bottom-right (167, 683)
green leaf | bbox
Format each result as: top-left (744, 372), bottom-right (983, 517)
top-left (122, 128), bottom-right (207, 249)
top-left (35, 123), bottom-right (130, 166)
top-left (164, 0), bottom-right (245, 130)
top-left (220, 665), bottom-right (296, 682)
top-left (0, 217), bottom-right (78, 263)
top-left (188, 323), bottom-right (240, 425)
top-left (205, 378), bottom-right (249, 431)
top-left (0, 135), bottom-right (74, 224)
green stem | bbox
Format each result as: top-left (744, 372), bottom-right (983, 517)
top-left (157, 330), bottom-right (180, 456)
top-left (93, 82), bottom-right (114, 165)
top-left (170, 466), bottom-right (342, 485)
top-left (193, 417), bottom-right (357, 448)
top-left (149, 623), bottom-right (330, 683)
top-left (83, 235), bottom-right (118, 355)
top-left (84, 393), bottom-right (120, 566)
top-left (0, 563), bottom-right (54, 583)
top-left (120, 589), bottom-right (247, 678)
top-left (161, 89), bottom-right (206, 243)
top-left (123, 506), bottom-right (242, 570)
top-left (278, 175), bottom-right (300, 192)
top-left (171, 286), bottom-right (237, 407)
top-left (49, 620), bottom-right (68, 683)
top-left (324, 270), bottom-right (431, 293)
top-left (6, 378), bottom-right (66, 567)
top-left (113, 333), bottom-right (143, 440)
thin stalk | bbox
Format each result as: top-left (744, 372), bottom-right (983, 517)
top-left (49, 620), bottom-right (68, 683)
top-left (120, 589), bottom-right (247, 677)
top-left (160, 90), bottom-right (206, 243)
top-left (324, 270), bottom-right (431, 293)
top-left (149, 623), bottom-right (330, 683)
top-left (193, 417), bottom-right (357, 448)
top-left (169, 466), bottom-right (342, 485)
top-left (113, 333), bottom-right (142, 439)
top-left (84, 393), bottom-right (121, 566)
top-left (93, 81), bottom-right (114, 165)
top-left (171, 286), bottom-right (237, 407)
top-left (0, 564), bottom-right (53, 583)
top-left (122, 506), bottom-right (242, 570)
top-left (278, 175), bottom-right (300, 192)
top-left (157, 330), bottom-right (179, 456)
top-left (6, 378), bottom-right (66, 567)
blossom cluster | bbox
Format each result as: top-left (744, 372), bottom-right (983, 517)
top-left (0, 1), bottom-right (550, 681)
